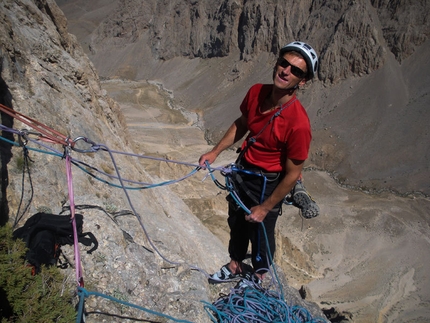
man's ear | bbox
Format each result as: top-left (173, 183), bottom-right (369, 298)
top-left (299, 78), bottom-right (307, 87)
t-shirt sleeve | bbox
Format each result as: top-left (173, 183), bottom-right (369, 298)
top-left (286, 124), bottom-right (312, 161)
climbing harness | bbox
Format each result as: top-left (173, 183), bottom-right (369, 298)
top-left (228, 96), bottom-right (297, 208)
top-left (213, 97), bottom-right (298, 212)
top-left (202, 169), bottom-right (328, 322)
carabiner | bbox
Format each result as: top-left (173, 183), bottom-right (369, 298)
top-left (72, 136), bottom-right (99, 153)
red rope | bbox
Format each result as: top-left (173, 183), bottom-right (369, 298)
top-left (0, 103), bottom-right (73, 147)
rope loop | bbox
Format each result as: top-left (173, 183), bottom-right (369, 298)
top-left (72, 136), bottom-right (100, 153)
top-left (18, 128), bottom-right (45, 146)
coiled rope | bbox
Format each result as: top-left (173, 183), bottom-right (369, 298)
top-left (203, 286), bottom-right (326, 323)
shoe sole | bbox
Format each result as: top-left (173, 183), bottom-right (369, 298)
top-left (293, 191), bottom-right (320, 218)
top-left (208, 276), bottom-right (240, 284)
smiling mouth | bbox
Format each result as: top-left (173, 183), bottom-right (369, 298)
top-left (277, 73), bottom-right (290, 84)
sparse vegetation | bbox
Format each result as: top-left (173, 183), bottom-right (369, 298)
top-left (0, 224), bottom-right (76, 322)
top-left (36, 205), bottom-right (53, 214)
top-left (104, 202), bottom-right (118, 214)
top-left (15, 155), bottom-right (25, 172)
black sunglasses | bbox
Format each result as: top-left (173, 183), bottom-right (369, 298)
top-left (277, 57), bottom-right (307, 79)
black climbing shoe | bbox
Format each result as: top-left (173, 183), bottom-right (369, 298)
top-left (208, 264), bottom-right (241, 284)
top-left (292, 180), bottom-right (320, 219)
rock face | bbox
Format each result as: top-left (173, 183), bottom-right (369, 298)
top-left (63, 0), bottom-right (428, 82)
top-left (2, 1), bottom-right (430, 323)
top-left (58, 0), bottom-right (430, 195)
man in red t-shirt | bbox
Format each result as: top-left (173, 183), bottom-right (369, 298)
top-left (199, 41), bottom-right (320, 286)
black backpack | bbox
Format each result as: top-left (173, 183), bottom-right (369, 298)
top-left (13, 212), bottom-right (98, 274)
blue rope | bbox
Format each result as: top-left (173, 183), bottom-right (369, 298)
top-left (221, 163), bottom-right (268, 262)
top-left (77, 287), bottom-right (193, 323)
top-left (0, 134), bottom-right (200, 190)
top-left (0, 130), bottom-right (213, 275)
top-left (202, 286), bottom-right (327, 323)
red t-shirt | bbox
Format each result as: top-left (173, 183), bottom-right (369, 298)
top-left (240, 84), bottom-right (311, 172)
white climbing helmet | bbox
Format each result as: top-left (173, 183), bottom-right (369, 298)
top-left (279, 41), bottom-right (318, 79)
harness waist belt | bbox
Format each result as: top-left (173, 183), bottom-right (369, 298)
top-left (239, 160), bottom-right (283, 178)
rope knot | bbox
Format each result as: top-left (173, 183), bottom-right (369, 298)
top-left (77, 287), bottom-right (90, 298)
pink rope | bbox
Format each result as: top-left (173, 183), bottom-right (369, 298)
top-left (65, 153), bottom-right (84, 287)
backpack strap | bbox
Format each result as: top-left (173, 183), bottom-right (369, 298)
top-left (78, 232), bottom-right (98, 254)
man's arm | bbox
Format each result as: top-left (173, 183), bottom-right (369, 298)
top-left (246, 158), bottom-right (304, 223)
top-left (199, 114), bottom-right (248, 166)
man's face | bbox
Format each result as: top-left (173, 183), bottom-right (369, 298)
top-left (273, 52), bottom-right (308, 90)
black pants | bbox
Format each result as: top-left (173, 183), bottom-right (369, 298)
top-left (227, 167), bottom-right (282, 274)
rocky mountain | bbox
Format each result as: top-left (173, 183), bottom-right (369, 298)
top-left (2, 1), bottom-right (430, 323)
top-left (58, 0), bottom-right (430, 196)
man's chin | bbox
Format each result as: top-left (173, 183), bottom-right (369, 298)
top-left (274, 82), bottom-right (297, 92)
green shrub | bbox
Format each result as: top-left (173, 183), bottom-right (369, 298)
top-left (0, 224), bottom-right (77, 322)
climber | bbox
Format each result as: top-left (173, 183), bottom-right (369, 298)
top-left (198, 41), bottom-right (320, 285)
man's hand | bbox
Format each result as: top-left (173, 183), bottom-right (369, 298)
top-left (198, 115), bottom-right (249, 168)
top-left (245, 205), bottom-right (271, 223)
top-left (198, 151), bottom-right (218, 167)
